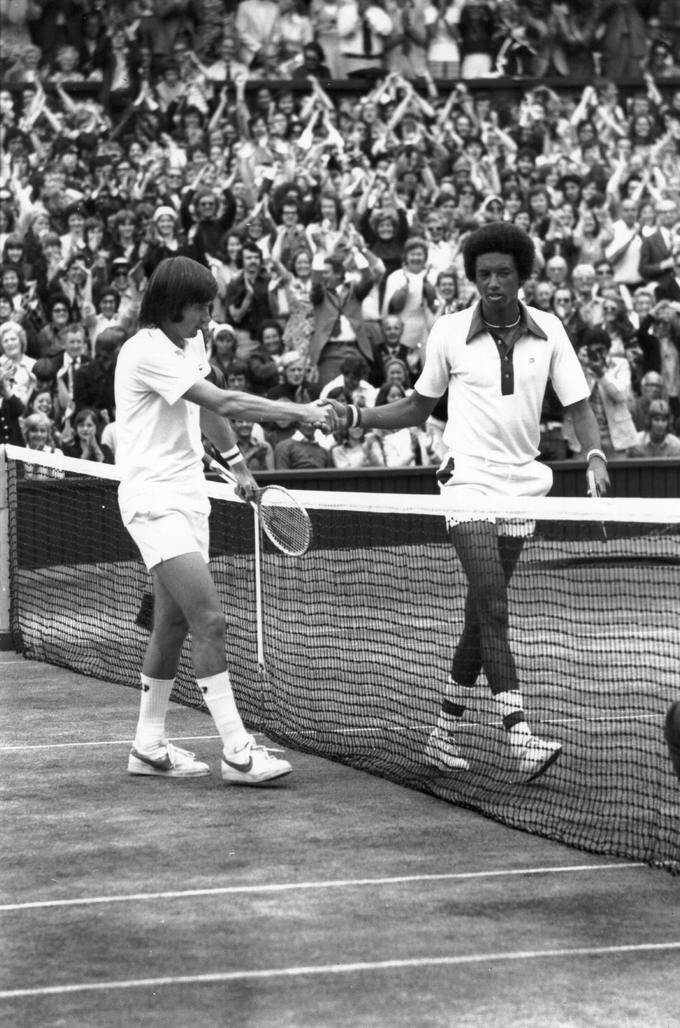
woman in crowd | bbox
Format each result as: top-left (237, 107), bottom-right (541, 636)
top-left (20, 411), bottom-right (65, 480)
top-left (61, 407), bottom-right (114, 464)
top-left (0, 320), bottom-right (35, 405)
top-left (274, 247), bottom-right (315, 357)
top-left (371, 380), bottom-right (436, 468)
top-left (330, 417), bottom-right (385, 470)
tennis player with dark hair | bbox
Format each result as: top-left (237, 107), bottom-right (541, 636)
top-left (115, 256), bottom-right (338, 784)
top-left (328, 223), bottom-right (611, 781)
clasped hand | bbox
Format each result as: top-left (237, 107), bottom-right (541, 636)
top-left (306, 399), bottom-right (350, 434)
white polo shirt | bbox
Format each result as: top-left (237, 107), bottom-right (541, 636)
top-left (115, 327), bottom-right (212, 521)
top-left (416, 303), bottom-right (589, 465)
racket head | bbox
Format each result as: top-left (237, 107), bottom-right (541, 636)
top-left (257, 484), bottom-right (312, 556)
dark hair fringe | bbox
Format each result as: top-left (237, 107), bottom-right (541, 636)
top-left (139, 256), bottom-right (217, 326)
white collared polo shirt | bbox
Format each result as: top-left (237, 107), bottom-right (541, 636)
top-left (415, 303), bottom-right (589, 465)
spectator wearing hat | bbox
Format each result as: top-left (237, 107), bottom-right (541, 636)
top-left (628, 398), bottom-right (680, 457)
top-left (140, 205), bottom-right (185, 277)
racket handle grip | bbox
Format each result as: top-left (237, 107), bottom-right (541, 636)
top-left (586, 469), bottom-right (599, 498)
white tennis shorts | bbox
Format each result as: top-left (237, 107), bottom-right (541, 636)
top-left (124, 509), bottom-right (210, 570)
top-left (439, 455), bottom-right (553, 537)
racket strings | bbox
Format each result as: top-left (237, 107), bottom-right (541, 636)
top-left (258, 486), bottom-right (312, 556)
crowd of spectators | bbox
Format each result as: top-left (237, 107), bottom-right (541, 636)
top-left (1, 0), bottom-right (680, 473)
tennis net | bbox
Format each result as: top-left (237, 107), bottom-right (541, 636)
top-left (3, 443), bottom-right (679, 873)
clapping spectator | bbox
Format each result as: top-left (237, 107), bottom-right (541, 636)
top-left (0, 321), bottom-right (35, 405)
top-left (0, 365), bottom-right (25, 446)
top-left (62, 406), bottom-right (114, 463)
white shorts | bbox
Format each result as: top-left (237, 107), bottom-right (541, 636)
top-left (439, 455), bottom-right (553, 537)
top-left (125, 510), bottom-right (210, 570)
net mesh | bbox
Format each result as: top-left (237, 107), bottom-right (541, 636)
top-left (4, 444), bottom-right (679, 873)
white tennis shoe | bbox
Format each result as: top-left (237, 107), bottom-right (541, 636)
top-left (424, 725), bottom-right (470, 771)
top-left (128, 740), bottom-right (211, 777)
top-left (512, 736), bottom-right (562, 782)
top-left (221, 736), bottom-right (292, 785)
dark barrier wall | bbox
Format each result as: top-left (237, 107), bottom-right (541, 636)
top-left (11, 459), bottom-right (680, 570)
top-left (255, 458), bottom-right (680, 499)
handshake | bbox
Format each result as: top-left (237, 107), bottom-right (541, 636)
top-left (302, 398), bottom-right (353, 434)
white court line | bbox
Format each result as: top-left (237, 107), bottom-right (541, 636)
top-left (0, 863), bottom-right (644, 913)
top-left (1, 942), bottom-right (677, 999)
top-left (0, 735), bottom-right (220, 752)
top-left (0, 706), bottom-right (665, 752)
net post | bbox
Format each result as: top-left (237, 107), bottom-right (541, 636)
top-left (0, 446), bottom-right (13, 650)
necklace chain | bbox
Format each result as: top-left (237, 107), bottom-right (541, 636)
top-left (483, 312), bottom-right (521, 329)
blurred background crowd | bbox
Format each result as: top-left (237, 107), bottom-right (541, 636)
top-left (1, 0), bottom-right (679, 475)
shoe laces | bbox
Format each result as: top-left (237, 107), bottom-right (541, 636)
top-left (163, 741), bottom-right (196, 765)
top-left (241, 735), bottom-right (285, 761)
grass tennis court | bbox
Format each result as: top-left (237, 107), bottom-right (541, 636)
top-left (1, 655), bottom-right (678, 1027)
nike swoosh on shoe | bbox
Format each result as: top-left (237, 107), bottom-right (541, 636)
top-left (130, 748), bottom-right (173, 770)
top-left (222, 754), bottom-right (254, 773)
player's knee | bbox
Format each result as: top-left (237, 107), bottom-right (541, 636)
top-left (475, 589), bottom-right (509, 630)
top-left (193, 607), bottom-right (225, 643)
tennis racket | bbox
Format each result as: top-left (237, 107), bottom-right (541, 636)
top-left (202, 454), bottom-right (313, 556)
top-left (587, 469), bottom-right (608, 542)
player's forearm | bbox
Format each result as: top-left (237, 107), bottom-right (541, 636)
top-left (359, 392), bottom-right (437, 431)
top-left (567, 398), bottom-right (603, 455)
top-left (213, 390), bottom-right (306, 426)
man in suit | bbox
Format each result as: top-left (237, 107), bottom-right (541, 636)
top-left (309, 251), bottom-right (378, 388)
top-left (639, 199), bottom-right (678, 284)
top-left (73, 326), bottom-right (125, 424)
top-left (654, 245), bottom-right (680, 303)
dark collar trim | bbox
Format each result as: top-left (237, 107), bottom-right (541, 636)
top-left (465, 301), bottom-right (548, 343)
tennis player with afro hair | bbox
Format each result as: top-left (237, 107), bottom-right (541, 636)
top-left (328, 222), bottom-right (611, 781)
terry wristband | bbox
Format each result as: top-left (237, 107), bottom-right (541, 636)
top-left (220, 446), bottom-right (244, 467)
top-left (347, 404), bottom-right (363, 429)
top-left (586, 448), bottom-right (608, 464)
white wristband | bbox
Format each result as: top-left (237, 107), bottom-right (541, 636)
top-left (586, 448), bottom-right (608, 464)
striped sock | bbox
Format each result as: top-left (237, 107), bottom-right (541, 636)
top-left (134, 674), bottom-right (175, 751)
top-left (493, 690), bottom-right (532, 750)
top-left (197, 671), bottom-right (249, 754)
